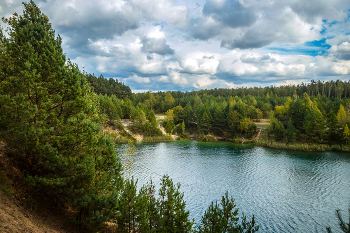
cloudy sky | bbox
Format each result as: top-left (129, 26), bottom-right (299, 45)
top-left (1, 0), bottom-right (350, 92)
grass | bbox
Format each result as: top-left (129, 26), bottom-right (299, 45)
top-left (255, 139), bottom-right (350, 152)
top-left (200, 134), bottom-right (217, 142)
top-left (255, 119), bottom-right (270, 129)
top-left (142, 136), bottom-right (174, 143)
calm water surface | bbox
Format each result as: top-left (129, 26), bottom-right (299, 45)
top-left (117, 141), bottom-right (350, 233)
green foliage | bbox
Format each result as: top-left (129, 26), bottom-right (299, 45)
top-left (289, 99), bottom-right (307, 134)
top-left (86, 73), bottom-right (132, 99)
top-left (115, 175), bottom-right (194, 233)
top-left (142, 136), bottom-right (174, 143)
top-left (98, 94), bottom-right (122, 121)
top-left (115, 178), bottom-right (149, 233)
top-left (130, 108), bottom-right (162, 136)
top-left (197, 191), bottom-right (259, 233)
top-left (267, 118), bottom-right (286, 142)
top-left (285, 119), bottom-right (299, 143)
top-left (327, 110), bottom-right (341, 144)
top-left (158, 175), bottom-right (194, 232)
top-left (201, 111), bottom-right (212, 135)
top-left (337, 104), bottom-right (347, 126)
top-left (0, 2), bottom-right (123, 228)
top-left (200, 134), bottom-right (217, 142)
top-left (304, 103), bottom-right (325, 144)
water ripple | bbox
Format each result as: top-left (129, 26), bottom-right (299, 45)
top-left (124, 141), bottom-right (350, 233)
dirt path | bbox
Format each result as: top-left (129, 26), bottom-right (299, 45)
top-left (255, 119), bottom-right (270, 129)
top-left (121, 119), bottom-right (143, 142)
top-left (254, 128), bottom-right (263, 141)
top-left (157, 122), bottom-right (178, 140)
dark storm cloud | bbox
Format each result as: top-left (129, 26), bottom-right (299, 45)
top-left (221, 28), bottom-right (274, 50)
top-left (288, 0), bottom-right (349, 23)
top-left (202, 0), bottom-right (256, 28)
top-left (189, 0), bottom-right (256, 41)
top-left (140, 37), bottom-right (174, 55)
top-left (34, 0), bottom-right (142, 57)
top-left (339, 54), bottom-right (350, 60)
top-left (189, 16), bottom-right (223, 40)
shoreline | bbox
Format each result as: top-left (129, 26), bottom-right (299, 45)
top-left (116, 136), bottom-right (350, 153)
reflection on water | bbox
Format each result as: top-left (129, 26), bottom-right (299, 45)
top-left (116, 141), bottom-right (350, 233)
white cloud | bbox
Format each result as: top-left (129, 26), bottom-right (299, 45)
top-left (179, 52), bottom-right (220, 74)
top-left (128, 74), bottom-right (151, 83)
top-left (170, 72), bottom-right (189, 86)
top-left (192, 75), bottom-right (215, 89)
top-left (158, 75), bottom-right (171, 82)
top-left (148, 25), bottom-right (166, 39)
top-left (2, 0), bottom-right (349, 92)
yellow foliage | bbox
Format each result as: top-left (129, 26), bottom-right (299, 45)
top-left (252, 97), bottom-right (257, 106)
top-left (275, 105), bottom-right (286, 115)
top-left (229, 97), bottom-right (236, 108)
top-left (165, 109), bottom-right (174, 121)
top-left (284, 97), bottom-right (292, 110)
top-left (165, 91), bottom-right (175, 104)
top-left (337, 104), bottom-right (347, 126)
top-left (240, 118), bottom-right (252, 133)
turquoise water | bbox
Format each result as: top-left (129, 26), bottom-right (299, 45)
top-left (117, 141), bottom-right (350, 232)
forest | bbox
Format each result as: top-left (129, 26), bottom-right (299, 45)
top-left (0, 1), bottom-right (259, 232)
top-left (0, 1), bottom-right (349, 232)
top-left (92, 76), bottom-right (350, 150)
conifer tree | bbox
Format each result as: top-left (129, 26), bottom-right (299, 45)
top-left (0, 1), bottom-right (123, 228)
top-left (327, 110), bottom-right (341, 144)
top-left (305, 103), bottom-right (325, 143)
top-left (197, 191), bottom-right (259, 233)
top-left (116, 178), bottom-right (150, 233)
top-left (202, 111), bottom-right (211, 134)
top-left (158, 175), bottom-right (193, 232)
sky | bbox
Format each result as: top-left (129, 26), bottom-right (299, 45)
top-left (1, 0), bottom-right (350, 93)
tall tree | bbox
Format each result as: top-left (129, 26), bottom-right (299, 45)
top-left (197, 191), bottom-right (259, 233)
top-left (337, 104), bottom-right (348, 126)
top-left (0, 1), bottom-right (123, 227)
top-left (158, 175), bottom-right (193, 232)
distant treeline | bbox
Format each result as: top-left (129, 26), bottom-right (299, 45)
top-left (135, 79), bottom-right (350, 102)
top-left (93, 76), bottom-right (350, 147)
top-left (86, 73), bottom-right (133, 99)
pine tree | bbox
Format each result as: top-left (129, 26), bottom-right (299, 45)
top-left (116, 178), bottom-right (149, 233)
top-left (327, 110), bottom-right (341, 145)
top-left (197, 191), bottom-right (259, 233)
top-left (201, 111), bottom-right (211, 135)
top-left (305, 103), bottom-right (325, 144)
top-left (158, 175), bottom-right (193, 232)
top-left (0, 1), bottom-right (123, 228)
top-left (181, 120), bottom-right (186, 135)
top-left (288, 99), bottom-right (306, 133)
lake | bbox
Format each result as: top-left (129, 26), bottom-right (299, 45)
top-left (116, 141), bottom-right (350, 232)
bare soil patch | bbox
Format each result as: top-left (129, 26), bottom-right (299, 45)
top-left (0, 143), bottom-right (78, 233)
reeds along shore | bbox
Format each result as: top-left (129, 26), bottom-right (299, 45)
top-left (255, 139), bottom-right (350, 152)
top-left (142, 136), bottom-right (174, 143)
